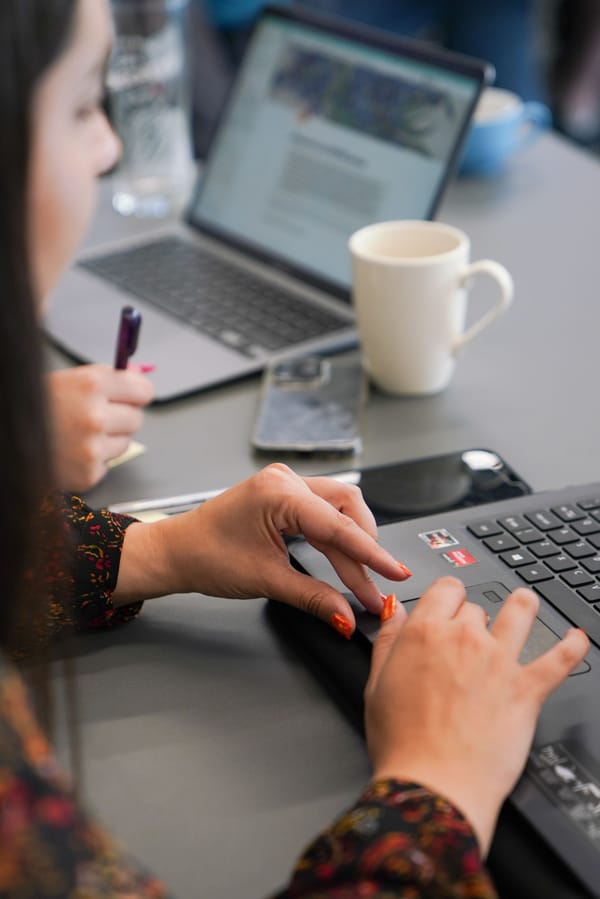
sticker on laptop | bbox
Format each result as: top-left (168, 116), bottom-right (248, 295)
top-left (528, 742), bottom-right (600, 850)
top-left (442, 548), bottom-right (478, 568)
top-left (418, 528), bottom-right (459, 550)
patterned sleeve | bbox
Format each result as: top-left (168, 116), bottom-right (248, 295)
top-left (39, 492), bottom-right (143, 642)
top-left (0, 660), bottom-right (173, 898)
top-left (275, 779), bottom-right (498, 899)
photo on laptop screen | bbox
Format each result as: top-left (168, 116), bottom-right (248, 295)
top-left (44, 5), bottom-right (492, 401)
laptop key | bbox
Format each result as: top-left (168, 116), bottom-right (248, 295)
top-left (579, 584), bottom-right (600, 603)
top-left (525, 510), bottom-right (562, 530)
top-left (246, 345), bottom-right (268, 358)
top-left (219, 330), bottom-right (244, 348)
top-left (546, 554), bottom-right (577, 573)
top-left (498, 514), bottom-right (530, 533)
top-left (561, 568), bottom-right (595, 588)
top-left (578, 497), bottom-right (600, 511)
top-left (529, 540), bottom-right (560, 559)
top-left (582, 555), bottom-right (600, 574)
top-left (572, 517), bottom-right (600, 537)
top-left (483, 534), bottom-right (518, 552)
top-left (517, 563), bottom-right (554, 584)
top-left (513, 527), bottom-right (543, 544)
top-left (499, 549), bottom-right (536, 567)
top-left (467, 520), bottom-right (503, 538)
top-left (566, 539), bottom-right (596, 559)
top-left (551, 504), bottom-right (586, 522)
top-left (547, 526), bottom-right (579, 545)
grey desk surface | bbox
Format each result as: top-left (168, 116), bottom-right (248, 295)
top-left (48, 133), bottom-right (600, 898)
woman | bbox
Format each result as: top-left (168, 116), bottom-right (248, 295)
top-left (0, 0), bottom-right (588, 895)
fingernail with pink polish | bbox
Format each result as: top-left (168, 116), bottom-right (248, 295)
top-left (128, 363), bottom-right (156, 374)
top-left (330, 613), bottom-right (353, 640)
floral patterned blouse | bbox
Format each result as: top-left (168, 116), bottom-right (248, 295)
top-left (0, 493), bottom-right (498, 898)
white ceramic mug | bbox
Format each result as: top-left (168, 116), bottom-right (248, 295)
top-left (349, 220), bottom-right (514, 395)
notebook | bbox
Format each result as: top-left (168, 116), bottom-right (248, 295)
top-left (289, 477), bottom-right (600, 899)
top-left (44, 4), bottom-right (491, 402)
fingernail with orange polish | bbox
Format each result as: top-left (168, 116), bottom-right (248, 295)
top-left (397, 562), bottom-right (412, 578)
top-left (381, 594), bottom-right (397, 623)
top-left (330, 613), bottom-right (353, 640)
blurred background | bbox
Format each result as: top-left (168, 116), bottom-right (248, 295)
top-left (187, 0), bottom-right (600, 159)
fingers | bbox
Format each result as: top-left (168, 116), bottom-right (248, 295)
top-left (95, 400), bottom-right (144, 437)
top-left (409, 576), bottom-right (467, 622)
top-left (525, 628), bottom-right (590, 703)
top-left (103, 367), bottom-right (154, 406)
top-left (261, 466), bottom-right (409, 584)
top-left (490, 588), bottom-right (539, 657)
top-left (455, 601), bottom-right (489, 629)
top-left (47, 364), bottom-right (153, 407)
top-left (318, 546), bottom-right (384, 614)
top-left (304, 476), bottom-right (378, 540)
top-left (369, 595), bottom-right (408, 687)
top-left (490, 587), bottom-right (589, 703)
top-left (297, 495), bottom-right (411, 583)
top-left (265, 565), bottom-right (359, 635)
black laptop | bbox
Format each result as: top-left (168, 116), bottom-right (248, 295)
top-left (288, 471), bottom-right (600, 899)
top-left (44, 4), bottom-right (491, 401)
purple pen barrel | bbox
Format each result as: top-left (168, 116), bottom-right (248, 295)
top-left (114, 306), bottom-right (142, 369)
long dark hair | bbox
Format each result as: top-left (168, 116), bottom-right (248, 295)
top-left (0, 2), bottom-right (77, 654)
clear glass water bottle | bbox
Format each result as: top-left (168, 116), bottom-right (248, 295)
top-left (108, 0), bottom-right (195, 217)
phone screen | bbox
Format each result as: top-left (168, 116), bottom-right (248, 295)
top-left (252, 356), bottom-right (365, 454)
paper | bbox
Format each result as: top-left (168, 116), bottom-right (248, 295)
top-left (133, 509), bottom-right (169, 523)
top-left (107, 440), bottom-right (147, 469)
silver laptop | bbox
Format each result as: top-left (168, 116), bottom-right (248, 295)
top-left (44, 5), bottom-right (491, 402)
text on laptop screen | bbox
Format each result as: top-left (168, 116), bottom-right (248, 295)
top-left (191, 14), bottom-right (481, 290)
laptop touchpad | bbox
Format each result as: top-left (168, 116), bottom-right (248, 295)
top-left (358, 582), bottom-right (590, 676)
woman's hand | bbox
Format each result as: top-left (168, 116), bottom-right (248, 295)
top-left (364, 578), bottom-right (589, 856)
top-left (46, 366), bottom-right (154, 492)
top-left (115, 463), bottom-right (411, 633)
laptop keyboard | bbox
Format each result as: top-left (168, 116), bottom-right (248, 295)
top-left (468, 495), bottom-right (600, 643)
top-left (81, 237), bottom-right (348, 358)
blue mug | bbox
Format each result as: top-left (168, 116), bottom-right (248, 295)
top-left (460, 87), bottom-right (552, 176)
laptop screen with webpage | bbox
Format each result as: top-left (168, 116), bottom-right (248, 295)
top-left (190, 7), bottom-right (489, 291)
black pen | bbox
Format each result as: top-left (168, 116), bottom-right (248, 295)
top-left (114, 306), bottom-right (142, 370)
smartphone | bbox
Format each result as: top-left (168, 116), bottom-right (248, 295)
top-left (335, 448), bottom-right (532, 525)
top-left (251, 355), bottom-right (365, 454)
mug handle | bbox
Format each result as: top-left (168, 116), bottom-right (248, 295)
top-left (517, 101), bottom-right (552, 151)
top-left (453, 260), bottom-right (514, 355)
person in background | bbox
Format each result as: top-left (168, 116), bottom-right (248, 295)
top-left (303, 0), bottom-right (544, 100)
top-left (200, 0), bottom-right (277, 63)
top-left (552, 0), bottom-right (600, 143)
top-left (45, 365), bottom-right (153, 492)
top-left (0, 0), bottom-right (588, 896)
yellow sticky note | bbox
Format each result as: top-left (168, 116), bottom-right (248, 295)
top-left (133, 509), bottom-right (169, 523)
top-left (107, 440), bottom-right (147, 469)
